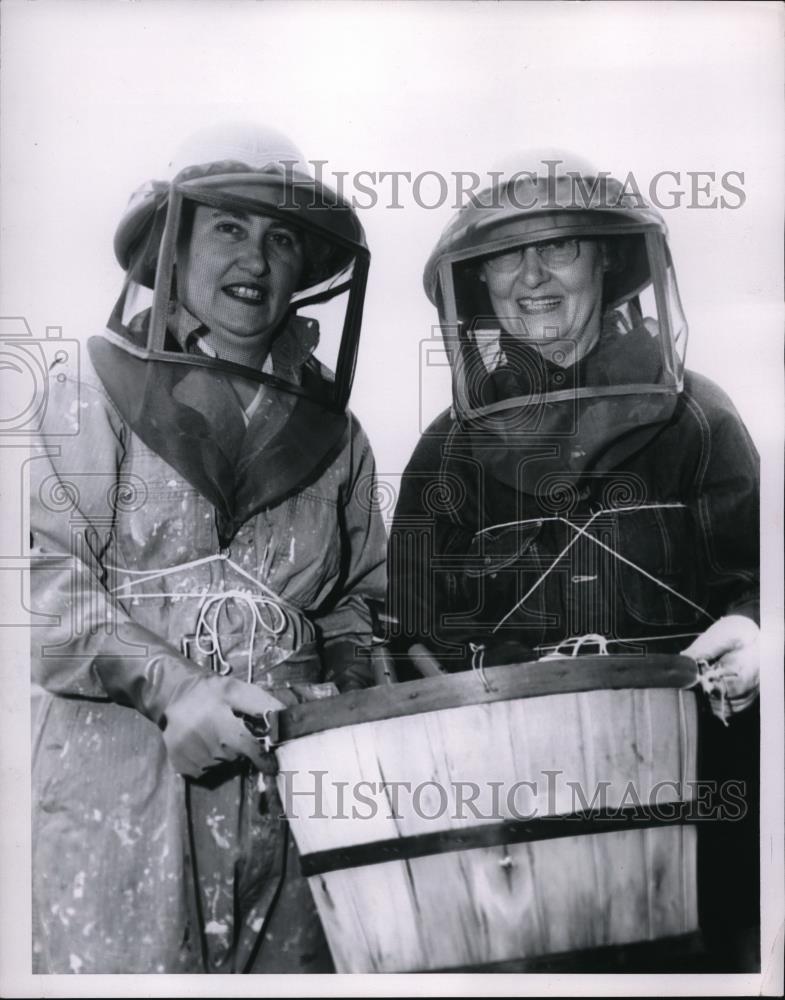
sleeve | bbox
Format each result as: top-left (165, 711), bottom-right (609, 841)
top-left (689, 380), bottom-right (759, 624)
top-left (387, 420), bottom-right (481, 669)
top-left (29, 372), bottom-right (213, 721)
top-left (311, 414), bottom-right (388, 690)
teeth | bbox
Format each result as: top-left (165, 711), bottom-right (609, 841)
top-left (518, 298), bottom-right (560, 313)
top-left (225, 285), bottom-right (264, 302)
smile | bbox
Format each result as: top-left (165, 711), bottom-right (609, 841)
top-left (223, 284), bottom-right (267, 303)
top-left (517, 297), bottom-right (562, 314)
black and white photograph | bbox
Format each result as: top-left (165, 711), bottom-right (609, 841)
top-left (0, 1), bottom-right (783, 995)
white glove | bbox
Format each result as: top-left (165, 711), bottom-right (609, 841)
top-left (682, 615), bottom-right (760, 722)
top-left (161, 674), bottom-right (284, 777)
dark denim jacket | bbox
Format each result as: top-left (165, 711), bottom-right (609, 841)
top-left (389, 371), bottom-right (759, 670)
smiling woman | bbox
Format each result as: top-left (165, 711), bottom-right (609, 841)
top-left (178, 207), bottom-right (306, 351)
top-left (28, 122), bottom-right (387, 974)
top-left (388, 151), bottom-right (761, 971)
top-left (479, 235), bottom-right (607, 367)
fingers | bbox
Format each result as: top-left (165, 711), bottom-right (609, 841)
top-left (162, 678), bottom-right (284, 776)
top-left (215, 712), bottom-right (268, 771)
top-left (222, 678), bottom-right (286, 717)
top-left (164, 709), bottom-right (265, 776)
top-left (681, 615), bottom-right (758, 663)
top-left (168, 732), bottom-right (265, 776)
top-left (682, 626), bottom-right (734, 663)
top-left (715, 646), bottom-right (753, 691)
top-left (683, 618), bottom-right (760, 721)
top-left (168, 754), bottom-right (199, 778)
top-left (166, 740), bottom-right (212, 779)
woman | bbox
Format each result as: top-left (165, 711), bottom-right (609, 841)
top-left (30, 123), bottom-right (387, 973)
top-left (388, 153), bottom-right (760, 969)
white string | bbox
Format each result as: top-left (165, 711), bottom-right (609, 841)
top-left (537, 634), bottom-right (610, 659)
top-left (535, 631), bottom-right (701, 655)
top-left (692, 658), bottom-right (731, 727)
top-left (109, 553), bottom-right (286, 603)
top-left (489, 504), bottom-right (715, 633)
top-left (193, 590), bottom-right (288, 681)
top-left (536, 633), bottom-right (748, 725)
top-left (475, 513), bottom-right (573, 537)
top-left (469, 642), bottom-right (492, 692)
top-left (492, 515), bottom-right (596, 632)
top-left (563, 521), bottom-right (715, 622)
top-left (106, 553), bottom-right (309, 681)
top-left (474, 504), bottom-right (685, 538)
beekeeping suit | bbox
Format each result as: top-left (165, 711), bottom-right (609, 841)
top-left (31, 123), bottom-right (386, 973)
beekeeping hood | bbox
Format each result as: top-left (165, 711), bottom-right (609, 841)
top-left (90, 124), bottom-right (369, 544)
top-left (423, 152), bottom-right (688, 495)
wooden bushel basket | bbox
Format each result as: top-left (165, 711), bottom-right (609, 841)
top-left (274, 655), bottom-right (701, 973)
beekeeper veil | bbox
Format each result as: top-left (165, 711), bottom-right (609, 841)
top-left (423, 151), bottom-right (688, 494)
top-left (90, 123), bottom-right (369, 544)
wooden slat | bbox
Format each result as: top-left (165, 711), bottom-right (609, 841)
top-left (309, 829), bottom-right (698, 972)
top-left (276, 689), bottom-right (697, 853)
top-left (297, 804), bottom-right (699, 876)
top-left (277, 654), bottom-right (699, 740)
top-left (275, 681), bottom-right (699, 972)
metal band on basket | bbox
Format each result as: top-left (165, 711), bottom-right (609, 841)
top-left (297, 801), bottom-right (701, 877)
top-left (274, 653), bottom-right (705, 973)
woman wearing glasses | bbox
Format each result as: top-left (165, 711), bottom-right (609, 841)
top-left (388, 153), bottom-right (760, 970)
top-left (470, 233), bottom-right (664, 401)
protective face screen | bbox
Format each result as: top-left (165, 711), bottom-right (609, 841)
top-left (112, 194), bottom-right (364, 411)
top-left (446, 232), bottom-right (687, 417)
top-left (95, 195), bottom-right (367, 533)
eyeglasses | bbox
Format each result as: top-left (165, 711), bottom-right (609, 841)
top-left (483, 238), bottom-right (581, 273)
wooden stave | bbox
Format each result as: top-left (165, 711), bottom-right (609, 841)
top-left (275, 653), bottom-right (700, 742)
top-left (309, 827), bottom-right (699, 972)
top-left (276, 678), bottom-right (700, 972)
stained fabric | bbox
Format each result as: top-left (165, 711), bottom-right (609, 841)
top-left (89, 331), bottom-right (347, 546)
top-left (30, 349), bottom-right (387, 973)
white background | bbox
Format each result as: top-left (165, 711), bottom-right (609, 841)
top-left (1, 1), bottom-right (783, 996)
top-left (1, 0), bottom-right (783, 474)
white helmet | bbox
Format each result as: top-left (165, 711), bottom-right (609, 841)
top-left (423, 151), bottom-right (689, 490)
top-left (90, 124), bottom-right (371, 540)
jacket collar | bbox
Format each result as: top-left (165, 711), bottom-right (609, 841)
top-left (167, 302), bottom-right (320, 380)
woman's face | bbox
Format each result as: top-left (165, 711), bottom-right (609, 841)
top-left (178, 205), bottom-right (305, 341)
top-left (480, 238), bottom-right (606, 366)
